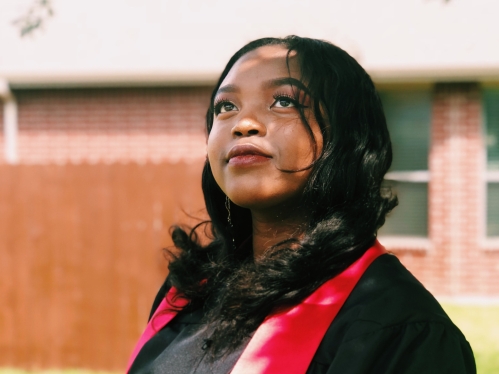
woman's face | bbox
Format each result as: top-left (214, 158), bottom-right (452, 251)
top-left (207, 45), bottom-right (322, 211)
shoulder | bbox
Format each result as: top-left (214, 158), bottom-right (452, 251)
top-left (309, 254), bottom-right (476, 374)
top-left (337, 253), bottom-right (452, 329)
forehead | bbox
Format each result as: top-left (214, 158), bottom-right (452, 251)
top-left (221, 45), bottom-right (301, 86)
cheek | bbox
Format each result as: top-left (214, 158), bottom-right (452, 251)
top-left (206, 124), bottom-right (223, 161)
top-left (206, 130), bottom-right (227, 190)
top-left (206, 134), bottom-right (217, 166)
top-left (294, 119), bottom-right (323, 167)
top-left (278, 125), bottom-right (318, 170)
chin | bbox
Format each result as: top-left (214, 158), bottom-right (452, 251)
top-left (228, 191), bottom-right (299, 211)
top-left (221, 179), bottom-right (307, 211)
top-left (228, 195), bottom-right (269, 210)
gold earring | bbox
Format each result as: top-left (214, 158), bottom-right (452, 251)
top-left (225, 196), bottom-right (236, 250)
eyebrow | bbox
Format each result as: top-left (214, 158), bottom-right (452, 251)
top-left (216, 84), bottom-right (239, 95)
top-left (215, 77), bottom-right (310, 97)
top-left (264, 77), bottom-right (310, 94)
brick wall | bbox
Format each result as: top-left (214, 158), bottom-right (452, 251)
top-left (0, 102), bottom-right (4, 164)
top-left (394, 83), bottom-right (499, 297)
top-left (11, 87), bottom-right (212, 164)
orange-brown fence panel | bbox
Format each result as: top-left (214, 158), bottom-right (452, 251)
top-left (0, 162), bottom-right (206, 371)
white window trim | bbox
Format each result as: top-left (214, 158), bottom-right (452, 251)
top-left (378, 236), bottom-right (432, 251)
top-left (0, 78), bottom-right (18, 164)
top-left (378, 170), bottom-right (431, 251)
top-left (384, 170), bottom-right (429, 182)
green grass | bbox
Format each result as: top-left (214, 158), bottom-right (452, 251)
top-left (1, 304), bottom-right (498, 374)
top-left (442, 303), bottom-right (499, 374)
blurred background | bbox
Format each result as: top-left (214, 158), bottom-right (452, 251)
top-left (0, 0), bottom-right (498, 372)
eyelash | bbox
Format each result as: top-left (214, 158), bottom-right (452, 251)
top-left (212, 92), bottom-right (306, 115)
top-left (272, 92), bottom-right (302, 107)
top-left (212, 98), bottom-right (232, 115)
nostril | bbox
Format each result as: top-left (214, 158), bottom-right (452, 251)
top-left (234, 131), bottom-right (243, 136)
top-left (248, 129), bottom-right (259, 135)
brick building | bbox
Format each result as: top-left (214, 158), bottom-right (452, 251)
top-left (1, 0), bottom-right (499, 370)
top-left (1, 80), bottom-right (498, 298)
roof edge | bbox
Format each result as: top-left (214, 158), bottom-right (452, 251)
top-left (3, 72), bottom-right (220, 89)
top-left (2, 66), bottom-right (499, 89)
top-left (369, 66), bottom-right (499, 84)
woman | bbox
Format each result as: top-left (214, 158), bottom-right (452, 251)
top-left (127, 36), bottom-right (476, 373)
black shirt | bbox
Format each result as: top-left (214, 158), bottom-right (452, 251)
top-left (129, 254), bottom-right (476, 374)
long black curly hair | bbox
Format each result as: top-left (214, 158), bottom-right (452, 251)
top-left (166, 35), bottom-right (397, 355)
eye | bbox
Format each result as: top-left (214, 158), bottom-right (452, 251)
top-left (214, 99), bottom-right (238, 115)
top-left (220, 102), bottom-right (237, 113)
top-left (275, 98), bottom-right (295, 108)
top-left (271, 94), bottom-right (298, 109)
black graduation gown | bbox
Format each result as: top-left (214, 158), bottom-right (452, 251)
top-left (128, 254), bottom-right (476, 374)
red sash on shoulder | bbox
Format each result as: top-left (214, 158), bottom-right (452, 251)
top-left (126, 241), bottom-right (386, 373)
top-left (126, 288), bottom-right (189, 372)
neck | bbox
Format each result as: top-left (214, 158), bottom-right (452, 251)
top-left (250, 204), bottom-right (309, 259)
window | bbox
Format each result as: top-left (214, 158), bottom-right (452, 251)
top-left (377, 90), bottom-right (431, 240)
top-left (485, 89), bottom-right (499, 237)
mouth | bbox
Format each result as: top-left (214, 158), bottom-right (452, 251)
top-left (227, 144), bottom-right (272, 165)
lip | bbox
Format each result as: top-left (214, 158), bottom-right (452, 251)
top-left (226, 144), bottom-right (272, 165)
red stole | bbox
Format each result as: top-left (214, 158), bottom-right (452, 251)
top-left (127, 241), bottom-right (387, 373)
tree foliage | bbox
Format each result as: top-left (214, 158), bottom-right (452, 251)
top-left (10, 0), bottom-right (452, 38)
top-left (12, 0), bottom-right (54, 37)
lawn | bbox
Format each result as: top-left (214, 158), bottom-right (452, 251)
top-left (1, 303), bottom-right (498, 374)
top-left (442, 303), bottom-right (499, 374)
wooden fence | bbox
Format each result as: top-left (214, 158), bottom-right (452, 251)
top-left (0, 162), bottom-right (206, 371)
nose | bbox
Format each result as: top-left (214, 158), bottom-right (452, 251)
top-left (231, 115), bottom-right (267, 138)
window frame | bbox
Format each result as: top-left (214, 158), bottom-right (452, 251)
top-left (480, 87), bottom-right (499, 250)
top-left (376, 88), bottom-right (432, 251)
